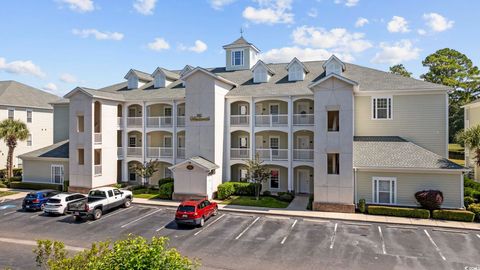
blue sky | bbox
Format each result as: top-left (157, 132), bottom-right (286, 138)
top-left (0, 0), bottom-right (478, 96)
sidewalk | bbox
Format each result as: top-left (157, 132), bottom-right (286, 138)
top-left (0, 188), bottom-right (31, 201)
top-left (133, 197), bottom-right (480, 231)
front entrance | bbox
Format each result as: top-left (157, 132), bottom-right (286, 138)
top-left (298, 169), bottom-right (309, 194)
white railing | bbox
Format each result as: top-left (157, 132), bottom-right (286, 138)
top-left (255, 114), bottom-right (288, 127)
top-left (117, 117), bottom-right (123, 128)
top-left (147, 147), bottom-right (173, 158)
top-left (177, 148), bottom-right (185, 159)
top-left (127, 147), bottom-right (142, 157)
top-left (94, 165), bottom-right (102, 176)
top-left (230, 115), bottom-right (249, 126)
top-left (255, 148), bottom-right (288, 161)
top-left (177, 116), bottom-right (185, 127)
top-left (230, 148), bottom-right (250, 159)
top-left (117, 147), bottom-right (123, 158)
top-left (94, 133), bottom-right (102, 144)
top-left (127, 117), bottom-right (142, 128)
top-left (293, 114), bottom-right (314, 126)
top-left (293, 149), bottom-right (314, 161)
top-left (146, 117), bottom-right (173, 128)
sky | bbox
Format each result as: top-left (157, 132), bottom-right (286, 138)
top-left (0, 0), bottom-right (479, 97)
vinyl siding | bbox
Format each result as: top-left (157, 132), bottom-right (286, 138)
top-left (356, 171), bottom-right (462, 209)
top-left (53, 104), bottom-right (69, 143)
top-left (22, 159), bottom-right (69, 184)
top-left (354, 94), bottom-right (447, 157)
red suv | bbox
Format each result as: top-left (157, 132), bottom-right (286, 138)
top-left (175, 199), bottom-right (218, 227)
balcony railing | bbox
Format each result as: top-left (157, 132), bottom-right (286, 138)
top-left (230, 115), bottom-right (249, 126)
top-left (117, 147), bottom-right (123, 158)
top-left (127, 117), bottom-right (142, 128)
top-left (177, 148), bottom-right (185, 159)
top-left (147, 117), bottom-right (173, 128)
top-left (94, 133), bottom-right (102, 145)
top-left (230, 148), bottom-right (250, 159)
top-left (177, 116), bottom-right (185, 127)
top-left (293, 149), bottom-right (314, 161)
top-left (147, 147), bottom-right (173, 158)
top-left (255, 114), bottom-right (288, 127)
top-left (127, 147), bottom-right (142, 157)
top-left (117, 117), bottom-right (123, 128)
top-left (293, 114), bottom-right (314, 126)
top-left (256, 148), bottom-right (288, 161)
top-left (94, 165), bottom-right (102, 176)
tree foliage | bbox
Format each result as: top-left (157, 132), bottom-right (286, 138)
top-left (34, 235), bottom-right (198, 270)
top-left (456, 125), bottom-right (480, 166)
top-left (244, 153), bottom-right (271, 200)
top-left (0, 119), bottom-right (29, 178)
top-left (389, 64), bottom-right (412, 78)
top-left (130, 159), bottom-right (159, 186)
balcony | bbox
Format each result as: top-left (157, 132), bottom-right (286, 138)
top-left (147, 117), bottom-right (173, 128)
top-left (231, 115), bottom-right (249, 127)
top-left (94, 165), bottom-right (102, 176)
top-left (127, 147), bottom-right (142, 157)
top-left (293, 149), bottom-right (314, 161)
top-left (293, 114), bottom-right (314, 126)
top-left (231, 148), bottom-right (250, 159)
top-left (127, 117), bottom-right (142, 128)
top-left (256, 148), bottom-right (288, 161)
top-left (147, 147), bottom-right (173, 158)
top-left (177, 148), bottom-right (185, 159)
top-left (117, 147), bottom-right (123, 158)
top-left (255, 115), bottom-right (288, 127)
top-left (177, 116), bottom-right (185, 127)
top-left (94, 133), bottom-right (102, 145)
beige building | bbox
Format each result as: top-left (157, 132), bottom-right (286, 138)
top-left (463, 100), bottom-right (480, 180)
top-left (19, 37), bottom-right (466, 212)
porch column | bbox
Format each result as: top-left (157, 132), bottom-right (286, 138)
top-left (225, 99), bottom-right (231, 182)
top-left (122, 104), bottom-right (128, 182)
top-left (288, 96), bottom-right (293, 192)
top-left (142, 101), bottom-right (147, 165)
top-left (250, 97), bottom-right (255, 160)
top-left (172, 100), bottom-right (177, 164)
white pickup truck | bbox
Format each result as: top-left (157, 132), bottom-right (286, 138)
top-left (67, 187), bottom-right (133, 221)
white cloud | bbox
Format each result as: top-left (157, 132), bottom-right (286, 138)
top-left (42, 83), bottom-right (58, 93)
top-left (133, 0), bottom-right (157, 15)
top-left (147, 38), bottom-right (170, 51)
top-left (260, 46), bottom-right (354, 63)
top-left (60, 73), bottom-right (77, 83)
top-left (423, 12), bottom-right (454, 32)
top-left (307, 8), bottom-right (318, 18)
top-left (355, 17), bottom-right (369, 28)
top-left (209, 0), bottom-right (235, 10)
top-left (59, 0), bottom-right (95, 12)
top-left (387, 16), bottom-right (410, 33)
top-left (371, 39), bottom-right (420, 65)
top-left (242, 0), bottom-right (294, 25)
top-left (72, 29), bottom-right (124, 41)
top-left (417, 29), bottom-right (427, 35)
top-left (179, 40), bottom-right (208, 53)
top-left (334, 0), bottom-right (359, 7)
top-left (0, 57), bottom-right (46, 78)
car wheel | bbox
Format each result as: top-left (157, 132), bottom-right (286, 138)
top-left (73, 215), bottom-right (81, 222)
top-left (199, 217), bottom-right (205, 227)
top-left (212, 207), bottom-right (218, 216)
top-left (40, 204), bottom-right (46, 211)
top-left (123, 198), bottom-right (132, 208)
top-left (62, 208), bottom-right (67, 215)
top-left (93, 209), bottom-right (103, 220)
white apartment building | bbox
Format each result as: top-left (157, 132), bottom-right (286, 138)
top-left (21, 37), bottom-right (466, 212)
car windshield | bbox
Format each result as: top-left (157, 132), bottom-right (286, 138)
top-left (26, 193), bottom-right (37, 199)
top-left (178, 205), bottom-right (195, 212)
top-left (88, 190), bottom-right (106, 198)
top-left (47, 198), bottom-right (61, 204)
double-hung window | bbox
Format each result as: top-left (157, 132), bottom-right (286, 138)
top-left (27, 110), bottom-right (32, 123)
top-left (231, 50), bottom-right (244, 66)
top-left (327, 153), bottom-right (339, 175)
top-left (372, 97), bottom-right (392, 120)
top-left (372, 177), bottom-right (396, 204)
top-left (27, 134), bottom-right (32, 146)
top-left (8, 108), bottom-right (14, 120)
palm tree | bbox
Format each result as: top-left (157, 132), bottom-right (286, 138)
top-left (0, 119), bottom-right (29, 179)
top-left (456, 125), bottom-right (480, 166)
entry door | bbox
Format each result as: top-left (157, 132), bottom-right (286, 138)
top-left (297, 136), bottom-right (309, 149)
top-left (270, 104), bottom-right (280, 124)
top-left (164, 136), bottom-right (172, 147)
top-left (298, 169), bottom-right (309, 193)
top-left (51, 165), bottom-right (64, 184)
top-left (164, 107), bottom-right (172, 125)
top-left (270, 137), bottom-right (279, 157)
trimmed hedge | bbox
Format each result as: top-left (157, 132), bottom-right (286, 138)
top-left (432, 209), bottom-right (475, 222)
top-left (158, 177), bottom-right (174, 187)
top-left (217, 182), bottom-right (236, 200)
top-left (158, 182), bottom-right (173, 199)
top-left (467, 203), bottom-right (480, 221)
top-left (9, 181), bottom-right (63, 191)
top-left (367, 205), bottom-right (430, 219)
top-left (464, 196), bottom-right (476, 208)
top-left (217, 182), bottom-right (261, 200)
top-left (358, 199), bottom-right (366, 213)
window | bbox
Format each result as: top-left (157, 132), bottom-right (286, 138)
top-left (254, 68), bottom-right (267, 83)
top-left (77, 115), bottom-right (84, 132)
top-left (239, 136), bottom-right (248, 148)
top-left (107, 190), bottom-right (114, 197)
top-left (129, 172), bottom-right (137, 181)
top-left (239, 104), bottom-right (248, 115)
top-left (373, 177), bottom-right (396, 204)
top-left (164, 107), bottom-right (172, 116)
top-left (51, 165), bottom-right (64, 184)
top-left (327, 153), bottom-right (339, 175)
top-left (27, 110), bottom-right (32, 123)
top-left (270, 137), bottom-right (279, 157)
top-left (113, 189), bottom-right (121, 196)
top-left (27, 134), bottom-right (32, 146)
top-left (78, 149), bottom-right (84, 165)
top-left (164, 168), bottom-right (172, 178)
top-left (8, 108), bottom-right (14, 120)
top-left (372, 97), bottom-right (392, 120)
top-left (231, 50), bottom-right (244, 66)
top-left (239, 168), bottom-right (248, 181)
top-left (288, 64), bottom-right (303, 81)
top-left (328, 111), bottom-right (339, 132)
top-left (270, 169), bottom-right (279, 189)
top-left (164, 136), bottom-right (172, 147)
top-left (129, 137), bottom-right (137, 147)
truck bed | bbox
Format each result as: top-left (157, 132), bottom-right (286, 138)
top-left (67, 197), bottom-right (105, 212)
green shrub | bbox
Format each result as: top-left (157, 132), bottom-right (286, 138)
top-left (367, 205), bottom-right (430, 219)
top-left (217, 182), bottom-right (236, 200)
top-left (217, 182), bottom-right (261, 200)
top-left (465, 177), bottom-right (480, 190)
top-left (278, 193), bottom-right (294, 202)
top-left (158, 182), bottom-right (174, 199)
top-left (465, 187), bottom-right (480, 201)
top-left (262, 190), bottom-right (271, 196)
top-left (432, 209), bottom-right (475, 222)
top-left (9, 181), bottom-right (63, 191)
top-left (158, 177), bottom-right (174, 187)
top-left (8, 176), bottom-right (22, 182)
top-left (63, 180), bottom-right (70, 192)
top-left (467, 203), bottom-right (480, 221)
top-left (0, 182), bottom-right (6, 188)
top-left (464, 196), bottom-right (476, 208)
top-left (0, 168), bottom-right (22, 179)
top-left (306, 194), bottom-right (313, 210)
top-left (358, 199), bottom-right (366, 213)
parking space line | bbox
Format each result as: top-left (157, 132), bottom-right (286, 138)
top-left (329, 223), bottom-right (338, 249)
top-left (303, 218), bottom-right (329, 224)
top-left (0, 237), bottom-right (85, 252)
top-left (386, 225), bottom-right (414, 230)
top-left (423, 229), bottom-right (446, 261)
top-left (476, 234), bottom-right (480, 239)
top-left (3, 211), bottom-right (16, 216)
top-left (120, 209), bottom-right (162, 228)
top-left (235, 216), bottom-right (260, 240)
top-left (377, 226), bottom-right (386, 255)
top-left (193, 214), bottom-right (226, 236)
top-left (343, 222), bottom-right (371, 227)
top-left (280, 219), bottom-right (298, 245)
top-left (87, 207), bottom-right (135, 224)
top-left (432, 228), bottom-right (467, 234)
top-left (156, 220), bottom-right (173, 232)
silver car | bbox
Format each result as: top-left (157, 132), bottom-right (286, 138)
top-left (44, 193), bottom-right (85, 215)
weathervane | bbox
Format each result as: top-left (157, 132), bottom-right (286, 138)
top-left (240, 27), bottom-right (244, 37)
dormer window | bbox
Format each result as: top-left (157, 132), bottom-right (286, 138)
top-left (323, 55), bottom-right (346, 76)
top-left (128, 76), bottom-right (139, 89)
top-left (232, 50), bottom-right (244, 66)
top-left (251, 60), bottom-right (274, 83)
top-left (287, 57), bottom-right (308, 82)
top-left (154, 74), bottom-right (166, 89)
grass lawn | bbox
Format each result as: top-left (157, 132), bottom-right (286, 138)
top-left (449, 158), bottom-right (465, 166)
top-left (449, 143), bottom-right (464, 152)
top-left (220, 195), bottom-right (290, 208)
top-left (132, 188), bottom-right (160, 199)
top-left (0, 191), bottom-right (17, 197)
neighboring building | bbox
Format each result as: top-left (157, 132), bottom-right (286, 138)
top-left (463, 100), bottom-right (480, 181)
top-left (21, 37), bottom-right (466, 212)
top-left (0, 81), bottom-right (58, 170)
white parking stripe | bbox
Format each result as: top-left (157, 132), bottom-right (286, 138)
top-left (156, 221), bottom-right (172, 232)
top-left (280, 219), bottom-right (298, 245)
top-left (476, 234), bottom-right (480, 239)
top-left (424, 229), bottom-right (446, 261)
top-left (3, 211), bottom-right (16, 216)
top-left (378, 226), bottom-right (386, 255)
top-left (329, 223), bottom-right (338, 249)
top-left (0, 237), bottom-right (85, 252)
top-left (120, 209), bottom-right (162, 228)
top-left (194, 214), bottom-right (226, 236)
top-left (235, 216), bottom-right (260, 240)
top-left (87, 207), bottom-right (134, 224)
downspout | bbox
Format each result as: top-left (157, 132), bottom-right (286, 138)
top-left (354, 168), bottom-right (358, 207)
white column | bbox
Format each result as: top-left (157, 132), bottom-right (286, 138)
top-left (142, 102), bottom-right (147, 164)
top-left (225, 100), bottom-right (231, 182)
top-left (122, 104), bottom-right (128, 182)
top-left (288, 97), bottom-right (293, 192)
top-left (172, 100), bottom-right (177, 165)
top-left (250, 97), bottom-right (255, 160)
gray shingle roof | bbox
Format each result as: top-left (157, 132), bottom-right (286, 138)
top-left (353, 136), bottom-right (464, 170)
top-left (189, 156), bottom-right (219, 170)
top-left (0, 80), bottom-right (59, 109)
top-left (19, 140), bottom-right (69, 160)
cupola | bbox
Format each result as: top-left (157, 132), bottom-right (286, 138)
top-left (223, 36), bottom-right (260, 71)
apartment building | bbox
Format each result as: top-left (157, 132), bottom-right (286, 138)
top-left (463, 100), bottom-right (480, 181)
top-left (20, 37), bottom-right (466, 212)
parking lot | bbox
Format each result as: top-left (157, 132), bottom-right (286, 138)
top-left (0, 198), bottom-right (480, 270)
